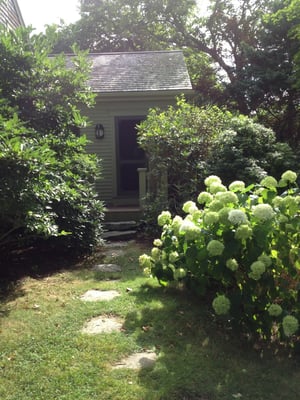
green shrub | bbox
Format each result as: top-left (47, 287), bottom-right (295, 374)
top-left (138, 101), bottom-right (298, 231)
top-left (0, 113), bottom-right (104, 252)
top-left (140, 171), bottom-right (300, 344)
top-left (140, 192), bottom-right (169, 237)
top-left (137, 98), bottom-right (232, 214)
top-left (0, 27), bottom-right (104, 254)
top-left (206, 116), bottom-right (298, 185)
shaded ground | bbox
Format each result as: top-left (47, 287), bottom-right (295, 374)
top-left (0, 242), bottom-right (87, 325)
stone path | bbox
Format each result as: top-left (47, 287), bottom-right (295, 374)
top-left (92, 263), bottom-right (122, 280)
top-left (79, 240), bottom-right (157, 370)
top-left (80, 289), bottom-right (120, 302)
top-left (112, 352), bottom-right (157, 370)
top-left (92, 263), bottom-right (122, 273)
top-left (81, 316), bottom-right (124, 334)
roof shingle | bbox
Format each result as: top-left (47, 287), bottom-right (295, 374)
top-left (87, 51), bottom-right (192, 93)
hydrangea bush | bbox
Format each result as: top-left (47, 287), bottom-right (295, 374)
top-left (140, 171), bottom-right (300, 343)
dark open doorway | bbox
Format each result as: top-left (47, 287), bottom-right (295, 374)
top-left (116, 117), bottom-right (147, 196)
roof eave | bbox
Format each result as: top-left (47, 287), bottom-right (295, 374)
top-left (94, 88), bottom-right (194, 98)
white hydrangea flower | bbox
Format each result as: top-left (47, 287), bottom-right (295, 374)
top-left (209, 182), bottom-right (227, 194)
top-left (235, 224), bottom-right (253, 240)
top-left (260, 176), bottom-right (278, 189)
top-left (182, 201), bottom-right (198, 214)
top-left (216, 191), bottom-right (238, 204)
top-left (139, 254), bottom-right (152, 269)
top-left (226, 258), bottom-right (239, 271)
top-left (204, 175), bottom-right (222, 187)
top-left (272, 196), bottom-right (283, 207)
top-left (218, 207), bottom-right (231, 225)
top-left (282, 196), bottom-right (298, 210)
top-left (267, 304), bottom-right (282, 317)
top-left (171, 215), bottom-right (183, 235)
top-left (143, 267), bottom-right (151, 276)
top-left (151, 247), bottom-right (161, 261)
top-left (248, 260), bottom-right (266, 280)
top-left (197, 191), bottom-right (213, 205)
top-left (179, 218), bottom-right (201, 241)
top-left (169, 251), bottom-right (179, 263)
top-left (248, 272), bottom-right (261, 281)
top-left (207, 240), bottom-right (224, 256)
top-left (171, 235), bottom-right (179, 246)
top-left (281, 170), bottom-right (297, 183)
top-left (157, 211), bottom-right (172, 226)
top-left (250, 260), bottom-right (266, 275)
top-left (203, 211), bottom-right (219, 225)
top-left (282, 315), bottom-right (299, 337)
top-left (192, 210), bottom-right (203, 222)
top-left (228, 209), bottom-right (248, 225)
top-left (212, 295), bottom-right (231, 315)
top-left (174, 268), bottom-right (186, 280)
top-left (258, 253), bottom-right (272, 267)
top-left (228, 180), bottom-right (245, 192)
top-left (208, 199), bottom-right (224, 211)
top-left (153, 238), bottom-right (163, 247)
top-left (252, 204), bottom-right (274, 221)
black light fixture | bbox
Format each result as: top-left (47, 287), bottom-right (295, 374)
top-left (95, 123), bottom-right (104, 139)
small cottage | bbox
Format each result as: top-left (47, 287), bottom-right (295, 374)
top-left (81, 50), bottom-right (193, 210)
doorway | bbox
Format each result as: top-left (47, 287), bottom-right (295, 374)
top-left (116, 117), bottom-right (147, 196)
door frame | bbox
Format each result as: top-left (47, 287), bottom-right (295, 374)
top-left (115, 115), bottom-right (146, 197)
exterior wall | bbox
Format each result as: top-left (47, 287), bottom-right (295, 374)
top-left (0, 0), bottom-right (24, 30)
top-left (81, 93), bottom-right (178, 205)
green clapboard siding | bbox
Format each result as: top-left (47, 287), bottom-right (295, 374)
top-left (82, 93), bottom-right (178, 205)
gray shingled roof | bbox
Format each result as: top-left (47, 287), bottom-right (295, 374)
top-left (87, 51), bottom-right (192, 93)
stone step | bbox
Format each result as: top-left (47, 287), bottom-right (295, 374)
top-left (104, 207), bottom-right (141, 222)
top-left (102, 230), bottom-right (137, 241)
top-left (103, 220), bottom-right (138, 232)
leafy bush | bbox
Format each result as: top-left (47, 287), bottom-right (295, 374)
top-left (206, 116), bottom-right (299, 185)
top-left (137, 98), bottom-right (232, 214)
top-left (140, 171), bottom-right (300, 344)
top-left (139, 192), bottom-right (169, 237)
top-left (0, 112), bottom-right (104, 252)
top-left (138, 100), bottom-right (297, 231)
top-left (0, 27), bottom-right (104, 254)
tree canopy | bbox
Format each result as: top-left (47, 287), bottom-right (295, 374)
top-left (51, 0), bottom-right (300, 144)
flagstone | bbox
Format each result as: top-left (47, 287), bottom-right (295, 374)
top-left (102, 248), bottom-right (126, 258)
top-left (93, 264), bottom-right (122, 273)
top-left (112, 351), bottom-right (157, 370)
top-left (81, 316), bottom-right (124, 334)
top-left (80, 290), bottom-right (120, 302)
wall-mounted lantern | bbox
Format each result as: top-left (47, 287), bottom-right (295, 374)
top-left (95, 123), bottom-right (104, 139)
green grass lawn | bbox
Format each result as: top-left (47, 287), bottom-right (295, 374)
top-left (0, 240), bottom-right (299, 400)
